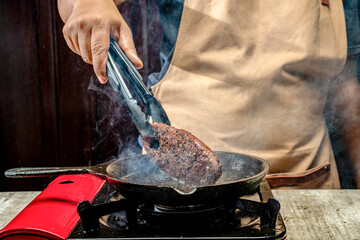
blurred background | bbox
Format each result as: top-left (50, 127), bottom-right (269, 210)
top-left (1, 0), bottom-right (359, 191)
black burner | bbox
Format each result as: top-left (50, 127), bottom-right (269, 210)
top-left (69, 181), bottom-right (286, 239)
top-left (139, 203), bottom-right (236, 230)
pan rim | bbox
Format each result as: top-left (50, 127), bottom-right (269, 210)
top-left (104, 151), bottom-right (270, 190)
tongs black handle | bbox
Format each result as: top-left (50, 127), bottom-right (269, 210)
top-left (106, 38), bottom-right (170, 148)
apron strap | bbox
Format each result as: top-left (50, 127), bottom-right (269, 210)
top-left (266, 164), bottom-right (331, 187)
top-left (322, 0), bottom-right (330, 6)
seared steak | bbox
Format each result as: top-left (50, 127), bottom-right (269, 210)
top-left (143, 123), bottom-right (222, 186)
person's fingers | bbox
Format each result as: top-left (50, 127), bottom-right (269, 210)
top-left (70, 32), bottom-right (80, 54)
top-left (63, 28), bottom-right (79, 55)
top-left (78, 30), bottom-right (92, 64)
top-left (91, 25), bottom-right (110, 84)
top-left (117, 25), bottom-right (143, 69)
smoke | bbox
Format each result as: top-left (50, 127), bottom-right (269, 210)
top-left (88, 75), bottom-right (142, 164)
top-left (84, 0), bottom-right (164, 171)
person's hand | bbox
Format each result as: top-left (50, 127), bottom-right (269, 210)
top-left (62, 0), bottom-right (143, 83)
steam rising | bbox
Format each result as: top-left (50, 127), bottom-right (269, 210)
top-left (88, 76), bottom-right (142, 164)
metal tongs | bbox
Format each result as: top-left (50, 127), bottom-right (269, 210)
top-left (106, 38), bottom-right (170, 149)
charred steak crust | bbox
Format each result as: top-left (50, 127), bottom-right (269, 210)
top-left (143, 123), bottom-right (222, 186)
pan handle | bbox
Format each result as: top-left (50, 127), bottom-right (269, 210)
top-left (4, 166), bottom-right (90, 178)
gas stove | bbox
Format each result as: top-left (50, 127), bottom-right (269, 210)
top-left (0, 174), bottom-right (286, 239)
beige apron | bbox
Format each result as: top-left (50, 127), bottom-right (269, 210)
top-left (151, 0), bottom-right (347, 188)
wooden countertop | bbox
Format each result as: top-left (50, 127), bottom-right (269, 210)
top-left (0, 190), bottom-right (359, 239)
top-left (272, 190), bottom-right (360, 239)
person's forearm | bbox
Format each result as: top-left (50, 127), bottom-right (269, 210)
top-left (340, 83), bottom-right (360, 187)
top-left (57, 0), bottom-right (126, 23)
top-left (332, 56), bottom-right (360, 188)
